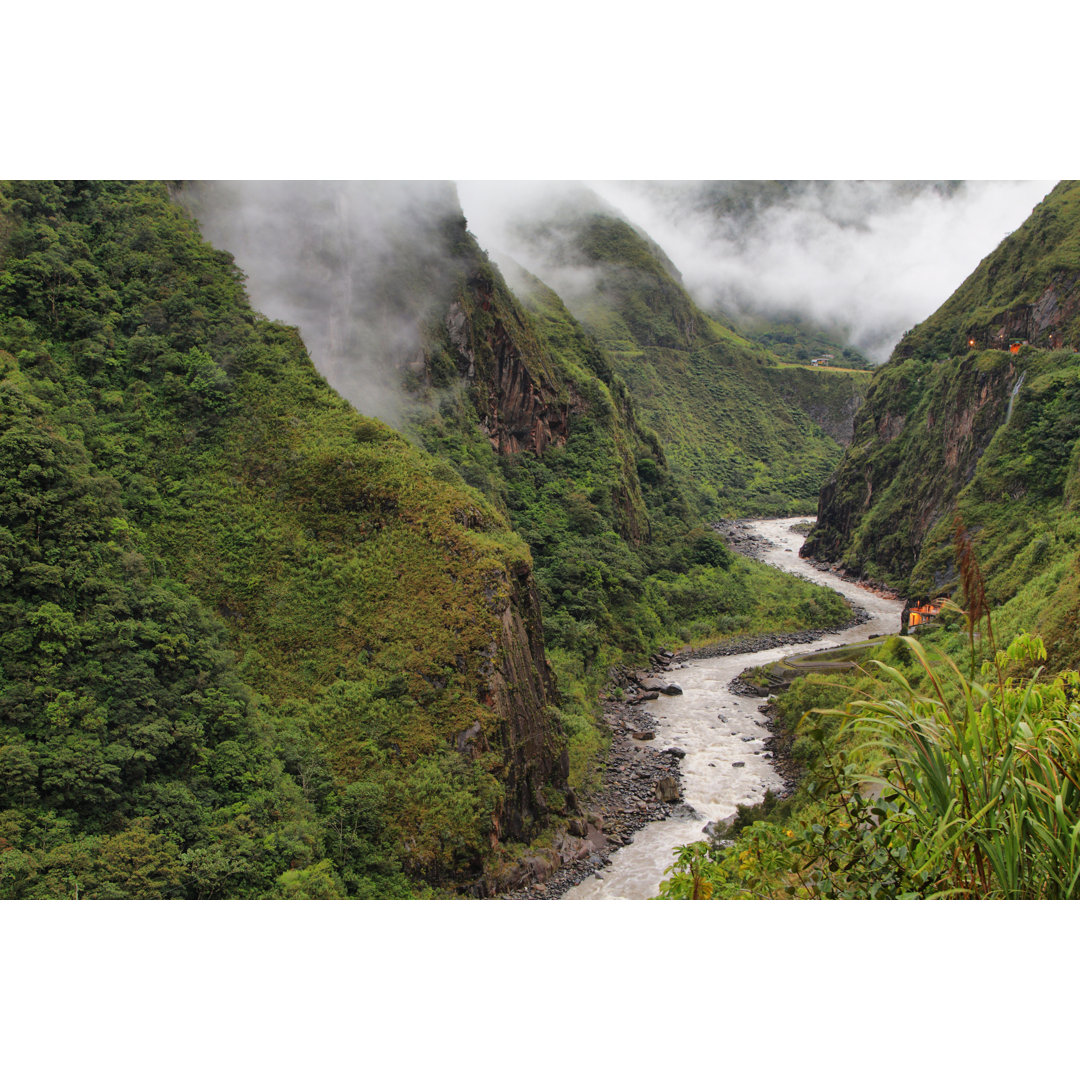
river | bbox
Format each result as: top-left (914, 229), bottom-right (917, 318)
top-left (562, 517), bottom-right (904, 900)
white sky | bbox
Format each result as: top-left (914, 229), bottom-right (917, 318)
top-left (458, 179), bottom-right (1054, 361)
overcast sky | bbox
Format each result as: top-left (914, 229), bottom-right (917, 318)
top-left (458, 180), bottom-right (1055, 362)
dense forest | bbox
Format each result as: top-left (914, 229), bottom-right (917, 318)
top-left (5, 177), bottom-right (1079, 901)
top-left (0, 180), bottom-right (854, 898)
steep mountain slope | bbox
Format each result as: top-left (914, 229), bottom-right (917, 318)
top-left (0, 181), bottom-right (571, 897)
top-left (804, 181), bottom-right (1080, 668)
top-left (183, 181), bottom-right (855, 796)
top-left (760, 363), bottom-right (871, 447)
top-left (485, 189), bottom-right (857, 515)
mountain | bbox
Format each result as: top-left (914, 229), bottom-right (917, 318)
top-left (804, 180), bottom-right (1080, 668)
top-left (182, 181), bottom-right (852, 796)
top-left (0, 181), bottom-right (571, 897)
top-left (0, 180), bottom-right (856, 898)
top-left (477, 186), bottom-right (863, 515)
top-left (592, 180), bottom-right (1049, 365)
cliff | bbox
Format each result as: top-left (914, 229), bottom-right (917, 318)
top-left (480, 570), bottom-right (571, 840)
top-left (489, 191), bottom-right (849, 515)
top-left (433, 250), bottom-right (659, 546)
top-left (762, 364), bottom-right (871, 446)
top-left (804, 181), bottom-right (1080, 669)
top-left (0, 181), bottom-right (570, 897)
top-left (803, 348), bottom-right (1025, 584)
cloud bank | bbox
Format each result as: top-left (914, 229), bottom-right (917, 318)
top-left (459, 179), bottom-right (1055, 362)
top-left (180, 181), bottom-right (466, 425)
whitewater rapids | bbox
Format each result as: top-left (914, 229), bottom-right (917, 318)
top-left (563, 517), bottom-right (903, 900)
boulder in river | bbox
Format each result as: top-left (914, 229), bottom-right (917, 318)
top-left (638, 676), bottom-right (669, 692)
top-left (655, 776), bottom-right (680, 803)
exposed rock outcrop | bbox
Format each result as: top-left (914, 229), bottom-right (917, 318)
top-left (476, 566), bottom-right (571, 841)
top-left (445, 290), bottom-right (579, 456)
top-left (806, 181), bottom-right (1080, 595)
top-left (970, 274), bottom-right (1080, 351)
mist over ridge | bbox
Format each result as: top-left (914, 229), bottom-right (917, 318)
top-left (459, 180), bottom-right (1055, 363)
top-left (175, 179), bottom-right (1058, 437)
top-left (179, 181), bottom-right (468, 427)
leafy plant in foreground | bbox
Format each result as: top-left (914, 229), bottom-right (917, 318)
top-left (815, 630), bottom-right (1080, 898)
top-left (660, 623), bottom-right (1080, 899)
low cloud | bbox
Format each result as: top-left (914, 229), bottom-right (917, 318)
top-left (180, 181), bottom-right (467, 425)
top-left (589, 180), bottom-right (1055, 361)
top-left (455, 180), bottom-right (617, 315)
top-left (458, 179), bottom-right (1054, 363)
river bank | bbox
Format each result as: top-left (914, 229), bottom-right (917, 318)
top-left (497, 517), bottom-right (905, 900)
top-left (503, 618), bottom-right (870, 896)
top-left (501, 689), bottom-right (689, 900)
top-left (559, 517), bottom-right (904, 900)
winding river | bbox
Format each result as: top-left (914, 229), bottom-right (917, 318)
top-left (563, 517), bottom-right (904, 900)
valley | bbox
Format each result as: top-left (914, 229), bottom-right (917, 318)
top-left (561, 518), bottom-right (902, 900)
top-left (2, 179), bottom-right (1079, 900)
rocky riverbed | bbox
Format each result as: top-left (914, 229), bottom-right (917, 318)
top-left (719, 516), bottom-right (901, 601)
top-left (498, 517), bottom-right (905, 900)
top-left (501, 654), bottom-right (693, 899)
top-left (560, 517), bottom-right (904, 900)
top-left (713, 518), bottom-right (775, 559)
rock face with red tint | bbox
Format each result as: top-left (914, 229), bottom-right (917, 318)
top-left (805, 181), bottom-right (1080, 602)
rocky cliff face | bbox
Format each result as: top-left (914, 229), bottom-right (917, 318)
top-left (968, 273), bottom-right (1080, 351)
top-left (804, 351), bottom-right (1022, 588)
top-left (444, 284), bottom-right (579, 457)
top-left (763, 365), bottom-right (870, 446)
top-left (431, 246), bottom-right (655, 547)
top-left (805, 181), bottom-right (1080, 598)
top-left (478, 569), bottom-right (570, 839)
top-left (174, 181), bottom-right (579, 875)
top-left (482, 192), bottom-right (850, 515)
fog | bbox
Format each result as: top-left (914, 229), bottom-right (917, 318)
top-left (177, 179), bottom-right (1058, 426)
top-left (455, 181), bottom-right (630, 317)
top-left (458, 179), bottom-right (1055, 362)
top-left (179, 181), bottom-right (467, 425)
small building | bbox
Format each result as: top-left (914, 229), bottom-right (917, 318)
top-left (908, 601), bottom-right (941, 630)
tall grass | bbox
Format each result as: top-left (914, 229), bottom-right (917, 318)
top-left (831, 630), bottom-right (1080, 898)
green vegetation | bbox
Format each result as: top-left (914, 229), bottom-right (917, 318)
top-left (0, 180), bottom-right (568, 897)
top-left (510, 207), bottom-right (853, 515)
top-left (809, 182), bottom-right (1080, 585)
top-left (404, 240), bottom-right (852, 794)
top-left (665, 202), bottom-right (1080, 902)
top-left (735, 313), bottom-right (872, 370)
top-left (894, 181), bottom-right (1080, 362)
top-left (662, 614), bottom-right (1080, 900)
top-left (666, 181), bottom-right (1080, 901)
top-left (761, 363), bottom-right (870, 446)
top-left (0, 180), bottom-right (864, 898)
top-left (807, 183), bottom-right (1080, 676)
